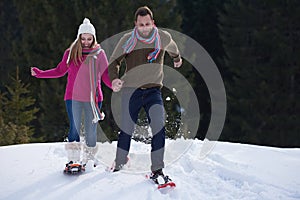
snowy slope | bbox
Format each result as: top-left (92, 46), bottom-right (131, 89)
top-left (1, 139), bottom-right (300, 200)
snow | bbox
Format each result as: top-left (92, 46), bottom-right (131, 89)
top-left (1, 139), bottom-right (300, 200)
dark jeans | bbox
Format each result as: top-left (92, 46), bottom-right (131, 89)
top-left (65, 100), bottom-right (102, 147)
top-left (116, 87), bottom-right (165, 171)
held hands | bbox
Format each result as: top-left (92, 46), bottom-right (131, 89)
top-left (112, 79), bottom-right (124, 92)
top-left (174, 57), bottom-right (182, 68)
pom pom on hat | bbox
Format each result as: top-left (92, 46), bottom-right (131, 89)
top-left (77, 18), bottom-right (96, 40)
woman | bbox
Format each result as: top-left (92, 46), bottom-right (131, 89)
top-left (31, 18), bottom-right (111, 169)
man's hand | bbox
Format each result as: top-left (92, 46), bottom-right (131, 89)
top-left (174, 57), bottom-right (182, 68)
top-left (112, 79), bottom-right (124, 92)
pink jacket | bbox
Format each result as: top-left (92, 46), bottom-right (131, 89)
top-left (32, 45), bottom-right (112, 102)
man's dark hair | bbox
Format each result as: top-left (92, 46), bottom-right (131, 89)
top-left (134, 6), bottom-right (153, 21)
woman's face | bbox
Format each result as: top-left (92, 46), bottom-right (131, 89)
top-left (80, 33), bottom-right (94, 49)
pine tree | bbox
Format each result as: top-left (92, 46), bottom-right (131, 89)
top-left (0, 117), bottom-right (17, 146)
top-left (0, 92), bottom-right (17, 145)
top-left (2, 67), bottom-right (39, 144)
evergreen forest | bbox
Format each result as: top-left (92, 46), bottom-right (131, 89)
top-left (0, 0), bottom-right (299, 147)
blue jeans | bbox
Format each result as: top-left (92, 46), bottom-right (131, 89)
top-left (116, 87), bottom-right (165, 171)
top-left (65, 100), bottom-right (102, 147)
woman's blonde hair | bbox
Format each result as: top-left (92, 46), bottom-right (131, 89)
top-left (67, 34), bottom-right (97, 66)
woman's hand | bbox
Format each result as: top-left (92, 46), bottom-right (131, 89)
top-left (31, 67), bottom-right (37, 76)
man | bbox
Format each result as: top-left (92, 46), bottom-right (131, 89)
top-left (108, 6), bottom-right (182, 180)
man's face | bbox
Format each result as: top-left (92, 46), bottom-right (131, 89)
top-left (135, 14), bottom-right (154, 37)
top-left (80, 33), bottom-right (94, 49)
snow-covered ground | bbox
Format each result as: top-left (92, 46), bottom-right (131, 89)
top-left (1, 139), bottom-right (300, 200)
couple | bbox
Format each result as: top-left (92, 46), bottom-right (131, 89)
top-left (31, 6), bottom-right (182, 177)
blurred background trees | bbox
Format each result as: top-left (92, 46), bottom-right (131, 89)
top-left (0, 0), bottom-right (299, 147)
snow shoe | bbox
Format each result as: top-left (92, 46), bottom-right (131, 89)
top-left (147, 169), bottom-right (176, 189)
top-left (63, 161), bottom-right (85, 175)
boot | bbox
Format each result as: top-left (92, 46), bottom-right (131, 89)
top-left (111, 156), bottom-right (130, 172)
top-left (82, 144), bottom-right (99, 166)
top-left (65, 142), bottom-right (82, 163)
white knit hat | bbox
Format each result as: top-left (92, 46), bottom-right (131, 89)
top-left (67, 18), bottom-right (97, 64)
top-left (67, 18), bottom-right (96, 64)
top-left (77, 18), bottom-right (96, 41)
